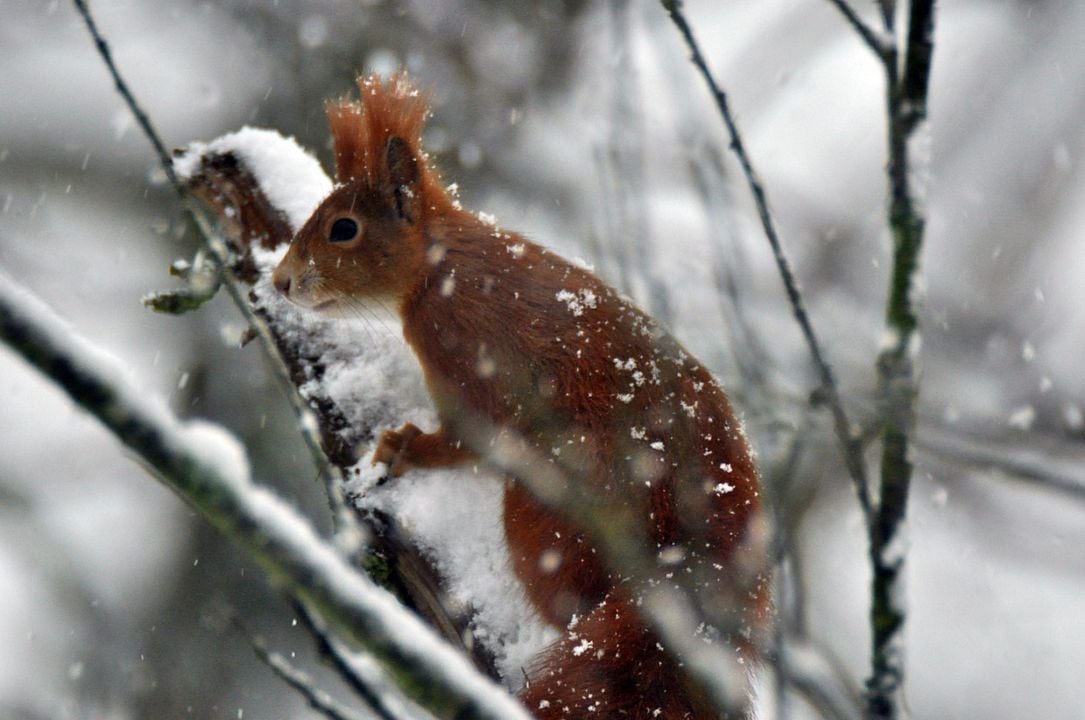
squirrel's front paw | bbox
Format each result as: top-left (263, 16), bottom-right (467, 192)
top-left (372, 422), bottom-right (424, 477)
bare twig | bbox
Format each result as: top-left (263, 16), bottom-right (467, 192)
top-left (876, 0), bottom-right (897, 31)
top-left (822, 0), bottom-right (894, 59)
top-left (71, 0), bottom-right (180, 193)
top-left (659, 0), bottom-right (873, 518)
top-left (239, 621), bottom-right (371, 720)
top-left (294, 602), bottom-right (433, 720)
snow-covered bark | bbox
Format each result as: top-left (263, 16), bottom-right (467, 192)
top-left (0, 272), bottom-right (532, 720)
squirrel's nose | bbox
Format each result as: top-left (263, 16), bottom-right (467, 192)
top-left (273, 269), bottom-right (292, 296)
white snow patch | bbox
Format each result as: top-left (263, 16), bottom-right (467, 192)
top-left (555, 288), bottom-right (598, 317)
top-left (571, 638), bottom-right (594, 657)
top-left (174, 127), bottom-right (332, 232)
top-left (357, 464), bottom-right (556, 686)
top-left (1008, 405), bottom-right (1036, 431)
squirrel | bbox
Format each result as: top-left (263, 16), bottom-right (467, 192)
top-left (272, 74), bottom-right (769, 719)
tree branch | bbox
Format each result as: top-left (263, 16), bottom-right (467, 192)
top-left (0, 276), bottom-right (532, 720)
top-left (443, 414), bottom-right (759, 719)
top-left (866, 1), bottom-right (936, 717)
top-left (73, 0), bottom-right (491, 684)
top-left (294, 601), bottom-right (437, 720)
top-left (916, 423), bottom-right (1085, 504)
top-left (822, 0), bottom-right (894, 59)
top-left (71, 0), bottom-right (180, 193)
top-left (239, 621), bottom-right (372, 720)
top-left (180, 143), bottom-right (493, 677)
top-left (877, 0), bottom-right (897, 32)
top-left (659, 0), bottom-right (873, 518)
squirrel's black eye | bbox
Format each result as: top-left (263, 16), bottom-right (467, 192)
top-left (329, 217), bottom-right (359, 243)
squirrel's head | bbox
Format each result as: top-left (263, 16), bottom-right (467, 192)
top-left (272, 74), bottom-right (447, 317)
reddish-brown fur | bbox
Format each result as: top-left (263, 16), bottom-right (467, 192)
top-left (273, 75), bottom-right (769, 719)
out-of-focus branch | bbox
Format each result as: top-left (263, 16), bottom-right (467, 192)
top-left (445, 416), bottom-right (757, 719)
top-left (239, 622), bottom-right (372, 720)
top-left (600, 0), bottom-right (672, 324)
top-left (0, 277), bottom-right (532, 720)
top-left (823, 0), bottom-right (893, 59)
top-left (777, 638), bottom-right (864, 720)
top-left (294, 602), bottom-right (438, 720)
top-left (916, 423), bottom-right (1085, 503)
top-left (658, 0), bottom-right (873, 518)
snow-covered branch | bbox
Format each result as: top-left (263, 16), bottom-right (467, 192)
top-left (0, 275), bottom-right (532, 720)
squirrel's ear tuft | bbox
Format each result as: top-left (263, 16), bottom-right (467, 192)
top-left (327, 98), bottom-right (367, 183)
top-left (326, 74), bottom-right (433, 197)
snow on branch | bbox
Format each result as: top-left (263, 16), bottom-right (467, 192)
top-left (0, 274), bottom-right (532, 720)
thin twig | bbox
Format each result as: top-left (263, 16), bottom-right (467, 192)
top-left (822, 0), bottom-right (894, 59)
top-left (71, 0), bottom-right (180, 193)
top-left (916, 423), bottom-right (1085, 503)
top-left (238, 621), bottom-right (371, 720)
top-left (70, 0), bottom-right (356, 534)
top-left (876, 0), bottom-right (897, 31)
top-left (294, 602), bottom-right (426, 720)
top-left (659, 0), bottom-right (873, 518)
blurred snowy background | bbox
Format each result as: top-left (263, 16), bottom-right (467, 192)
top-left (1, 0), bottom-right (1083, 718)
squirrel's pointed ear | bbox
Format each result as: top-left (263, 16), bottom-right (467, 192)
top-left (386, 135), bottom-right (421, 222)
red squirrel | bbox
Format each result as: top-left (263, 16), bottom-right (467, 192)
top-left (272, 75), bottom-right (769, 719)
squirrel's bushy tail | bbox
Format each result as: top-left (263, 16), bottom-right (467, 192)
top-left (520, 593), bottom-right (732, 720)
